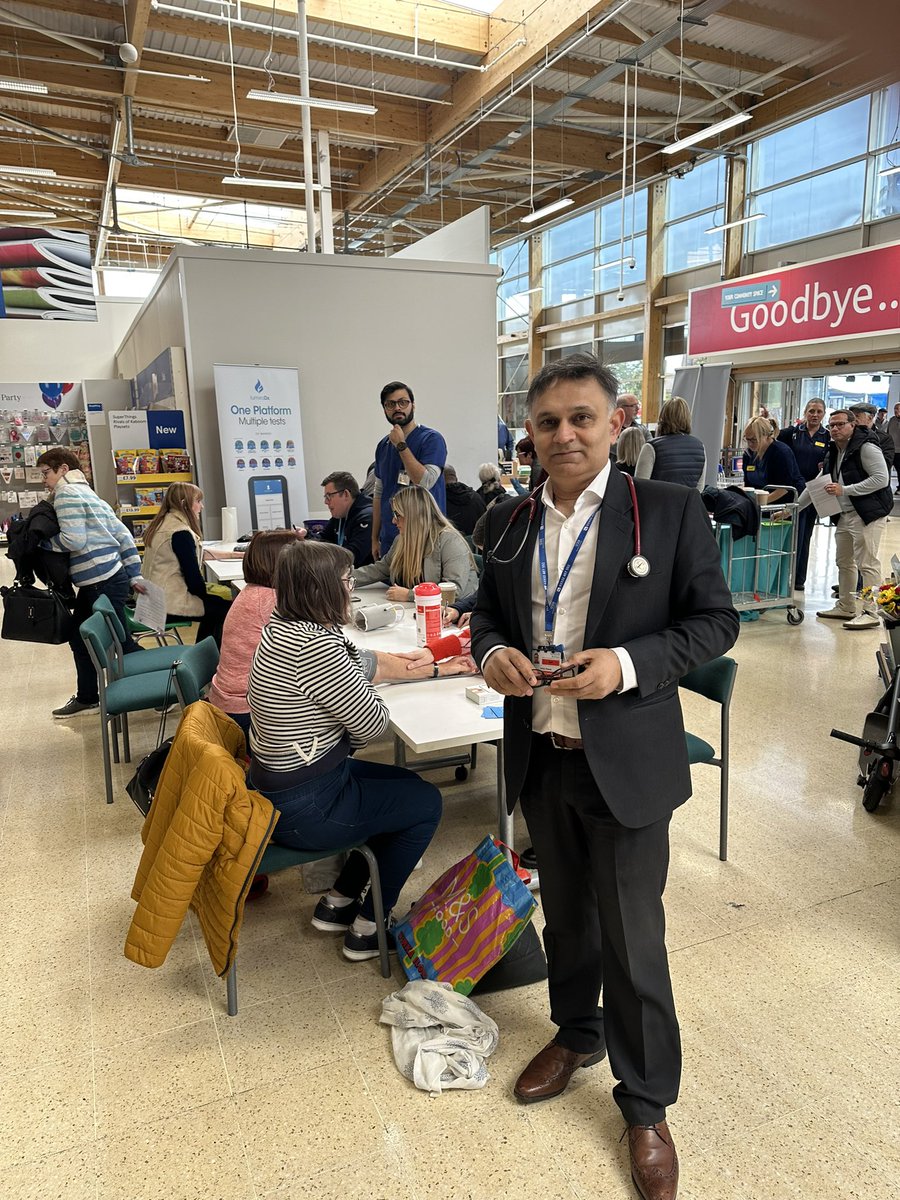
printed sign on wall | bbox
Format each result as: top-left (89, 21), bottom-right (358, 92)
top-left (213, 364), bottom-right (308, 536)
top-left (688, 240), bottom-right (900, 357)
top-left (0, 227), bottom-right (96, 320)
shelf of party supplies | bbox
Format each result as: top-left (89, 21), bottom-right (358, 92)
top-left (116, 472), bottom-right (192, 486)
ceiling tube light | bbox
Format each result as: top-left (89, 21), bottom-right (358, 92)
top-left (0, 208), bottom-right (57, 217)
top-left (221, 175), bottom-right (322, 192)
top-left (594, 257), bottom-right (635, 272)
top-left (0, 164), bottom-right (57, 177)
top-left (705, 212), bottom-right (765, 234)
top-left (0, 78), bottom-right (48, 94)
top-left (879, 163), bottom-right (900, 178)
top-left (521, 196), bottom-right (574, 224)
top-left (662, 111), bottom-right (752, 155)
top-left (247, 89), bottom-right (377, 116)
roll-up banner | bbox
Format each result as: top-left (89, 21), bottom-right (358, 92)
top-left (213, 364), bottom-right (308, 537)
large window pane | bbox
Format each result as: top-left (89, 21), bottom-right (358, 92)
top-left (665, 159), bottom-right (725, 222)
top-left (543, 211), bottom-right (594, 265)
top-left (595, 234), bottom-right (647, 292)
top-left (868, 153), bottom-right (900, 220)
top-left (665, 210), bottom-right (724, 273)
top-left (544, 250), bottom-right (594, 305)
top-left (749, 160), bottom-right (865, 249)
top-left (599, 190), bottom-right (647, 245)
top-left (751, 97), bottom-right (869, 191)
top-left (870, 83), bottom-right (900, 151)
top-left (497, 239), bottom-right (529, 277)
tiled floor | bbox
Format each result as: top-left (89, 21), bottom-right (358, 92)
top-left (0, 519), bottom-right (898, 1200)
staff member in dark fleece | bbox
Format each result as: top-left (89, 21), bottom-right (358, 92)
top-left (470, 353), bottom-right (738, 1200)
top-left (317, 471), bottom-right (374, 568)
top-left (777, 398), bottom-right (830, 590)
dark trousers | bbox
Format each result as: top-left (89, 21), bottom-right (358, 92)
top-left (794, 505), bottom-right (817, 588)
top-left (70, 569), bottom-right (138, 704)
top-left (256, 757), bottom-right (442, 920)
top-left (170, 591), bottom-right (232, 648)
top-left (519, 734), bottom-right (680, 1126)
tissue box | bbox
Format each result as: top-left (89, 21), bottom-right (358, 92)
top-left (465, 685), bottom-right (504, 708)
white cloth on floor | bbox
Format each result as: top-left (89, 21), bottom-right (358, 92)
top-left (380, 979), bottom-right (499, 1095)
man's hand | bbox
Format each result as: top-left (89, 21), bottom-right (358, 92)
top-left (458, 611), bottom-right (472, 630)
top-left (824, 481), bottom-right (843, 496)
top-left (396, 648), bottom-right (433, 669)
top-left (548, 648), bottom-right (622, 701)
top-left (483, 647), bottom-right (536, 697)
top-left (371, 538), bottom-right (381, 561)
top-left (385, 585), bottom-right (408, 602)
top-left (389, 424), bottom-right (407, 448)
top-left (442, 606), bottom-right (460, 626)
top-left (131, 580), bottom-right (148, 595)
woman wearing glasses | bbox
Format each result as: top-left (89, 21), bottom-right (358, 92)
top-left (742, 416), bottom-right (805, 503)
top-left (352, 485), bottom-right (479, 603)
top-left (248, 539), bottom-right (444, 961)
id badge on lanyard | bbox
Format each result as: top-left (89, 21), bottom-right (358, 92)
top-left (533, 506), bottom-right (598, 666)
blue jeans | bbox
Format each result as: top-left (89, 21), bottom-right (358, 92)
top-left (71, 569), bottom-right (138, 703)
top-left (256, 757), bottom-right (442, 919)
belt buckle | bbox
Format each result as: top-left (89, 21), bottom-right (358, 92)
top-left (550, 731), bottom-right (579, 751)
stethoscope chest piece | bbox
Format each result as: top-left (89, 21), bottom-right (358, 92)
top-left (627, 554), bottom-right (651, 579)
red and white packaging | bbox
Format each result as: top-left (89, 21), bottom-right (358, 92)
top-left (425, 627), bottom-right (472, 661)
top-left (414, 582), bottom-right (442, 647)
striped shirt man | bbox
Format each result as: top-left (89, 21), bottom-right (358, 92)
top-left (50, 470), bottom-right (143, 588)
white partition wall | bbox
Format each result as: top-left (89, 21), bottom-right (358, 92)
top-left (116, 246), bottom-right (498, 536)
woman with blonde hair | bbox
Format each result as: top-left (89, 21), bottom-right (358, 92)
top-left (352, 484), bottom-right (479, 603)
top-left (635, 396), bottom-right (707, 488)
top-left (614, 427), bottom-right (647, 476)
top-left (142, 481), bottom-right (231, 645)
top-left (742, 415), bottom-right (805, 503)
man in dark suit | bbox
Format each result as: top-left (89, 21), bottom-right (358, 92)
top-left (470, 354), bottom-right (738, 1200)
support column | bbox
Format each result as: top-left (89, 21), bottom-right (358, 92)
top-left (641, 179), bottom-right (666, 423)
top-left (528, 232), bottom-right (544, 380)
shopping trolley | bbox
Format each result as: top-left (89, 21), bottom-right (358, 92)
top-left (714, 487), bottom-right (803, 625)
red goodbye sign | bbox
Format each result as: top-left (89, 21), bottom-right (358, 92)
top-left (688, 241), bottom-right (900, 357)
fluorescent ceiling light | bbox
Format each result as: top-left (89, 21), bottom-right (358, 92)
top-left (594, 257), bottom-right (636, 271)
top-left (0, 78), bottom-right (48, 95)
top-left (247, 88), bottom-right (377, 116)
top-left (222, 175), bottom-right (321, 192)
top-left (662, 111), bottom-right (752, 155)
top-left (879, 163), bottom-right (900, 178)
top-left (0, 209), bottom-right (57, 218)
top-left (705, 212), bottom-right (765, 234)
top-left (0, 165), bottom-right (57, 177)
top-left (521, 196), bottom-right (574, 224)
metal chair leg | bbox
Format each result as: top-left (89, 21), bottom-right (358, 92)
top-left (226, 962), bottom-right (238, 1016)
top-left (121, 711), bottom-right (131, 763)
top-left (360, 846), bottom-right (391, 979)
top-left (99, 706), bottom-right (114, 805)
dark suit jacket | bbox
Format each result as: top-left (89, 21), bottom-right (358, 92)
top-left (470, 468), bottom-right (739, 828)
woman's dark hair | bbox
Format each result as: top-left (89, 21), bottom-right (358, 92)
top-left (36, 448), bottom-right (79, 472)
top-left (275, 540), bottom-right (353, 626)
top-left (526, 353), bottom-right (618, 412)
top-left (515, 437), bottom-right (535, 457)
top-left (243, 529), bottom-right (301, 587)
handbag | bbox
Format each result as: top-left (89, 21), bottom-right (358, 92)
top-left (0, 581), bottom-right (74, 645)
top-left (125, 737), bottom-right (174, 817)
top-left (393, 835), bottom-right (537, 995)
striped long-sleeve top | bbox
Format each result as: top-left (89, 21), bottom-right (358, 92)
top-left (50, 471), bottom-right (142, 588)
top-left (247, 614), bottom-right (390, 773)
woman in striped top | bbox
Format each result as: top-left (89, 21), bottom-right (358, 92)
top-left (248, 540), bottom-right (442, 962)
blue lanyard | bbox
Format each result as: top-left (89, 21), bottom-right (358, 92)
top-left (538, 504), bottom-right (599, 638)
top-left (336, 519), bottom-right (345, 546)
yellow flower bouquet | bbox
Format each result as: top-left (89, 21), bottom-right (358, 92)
top-left (862, 581), bottom-right (900, 622)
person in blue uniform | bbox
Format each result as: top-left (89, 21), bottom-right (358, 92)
top-left (777, 399), bottom-right (830, 590)
top-left (371, 381), bottom-right (447, 559)
top-left (742, 416), bottom-right (805, 500)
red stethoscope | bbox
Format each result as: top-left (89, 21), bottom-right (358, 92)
top-left (486, 474), bottom-right (650, 578)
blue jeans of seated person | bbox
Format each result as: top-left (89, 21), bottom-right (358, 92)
top-left (258, 757), bottom-right (442, 920)
top-left (71, 569), bottom-right (140, 704)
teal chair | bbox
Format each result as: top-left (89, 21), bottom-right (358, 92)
top-left (225, 841), bottom-right (391, 1016)
top-left (125, 606), bottom-right (192, 647)
top-left (171, 636), bottom-right (220, 708)
top-left (680, 656), bottom-right (738, 862)
top-left (93, 595), bottom-right (185, 678)
top-left (79, 613), bottom-right (217, 805)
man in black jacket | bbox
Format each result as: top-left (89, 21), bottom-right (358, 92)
top-left (318, 472), bottom-right (374, 567)
top-left (443, 465), bottom-right (486, 536)
top-left (849, 402), bottom-right (894, 471)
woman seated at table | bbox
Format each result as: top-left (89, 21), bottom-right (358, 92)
top-left (742, 416), bottom-right (805, 504)
top-left (208, 529), bottom-right (300, 732)
top-left (352, 485), bottom-right (479, 602)
top-left (613, 427), bottom-right (646, 477)
top-left (248, 540), bottom-right (444, 961)
top-left (141, 482), bottom-right (231, 646)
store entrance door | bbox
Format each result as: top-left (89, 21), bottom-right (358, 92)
top-left (739, 375), bottom-right (829, 431)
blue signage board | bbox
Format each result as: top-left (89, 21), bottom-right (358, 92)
top-left (147, 409), bottom-right (186, 448)
top-left (721, 280), bottom-right (781, 307)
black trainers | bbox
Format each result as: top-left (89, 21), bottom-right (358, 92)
top-left (342, 917), bottom-right (395, 962)
top-left (52, 696), bottom-right (99, 719)
top-left (520, 845), bottom-right (538, 871)
top-left (311, 896), bottom-right (360, 933)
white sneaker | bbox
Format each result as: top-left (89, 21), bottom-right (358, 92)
top-left (842, 613), bottom-right (880, 630)
top-left (817, 606), bottom-right (856, 620)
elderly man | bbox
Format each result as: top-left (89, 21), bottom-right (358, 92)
top-left (471, 353), bottom-right (738, 1200)
top-left (849, 402), bottom-right (894, 472)
top-left (611, 392), bottom-right (647, 462)
top-left (813, 410), bottom-right (893, 630)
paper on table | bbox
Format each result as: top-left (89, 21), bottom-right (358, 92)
top-left (806, 473), bottom-right (842, 518)
top-left (134, 578), bottom-right (168, 634)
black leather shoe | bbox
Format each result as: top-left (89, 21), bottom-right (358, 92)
top-left (628, 1121), bottom-right (679, 1200)
top-left (513, 1039), bottom-right (606, 1103)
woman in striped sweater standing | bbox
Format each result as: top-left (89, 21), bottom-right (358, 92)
top-left (248, 539), bottom-right (442, 962)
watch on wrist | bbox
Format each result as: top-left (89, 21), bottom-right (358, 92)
top-left (396, 440), bottom-right (408, 452)
top-left (432, 663), bottom-right (440, 678)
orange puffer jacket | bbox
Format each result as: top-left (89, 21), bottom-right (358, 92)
top-left (125, 701), bottom-right (279, 977)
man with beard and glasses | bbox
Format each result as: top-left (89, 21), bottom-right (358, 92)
top-left (371, 380), bottom-right (447, 559)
